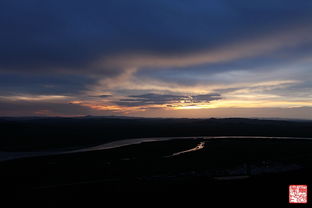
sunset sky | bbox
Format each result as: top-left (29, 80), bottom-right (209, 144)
top-left (1, 0), bottom-right (312, 118)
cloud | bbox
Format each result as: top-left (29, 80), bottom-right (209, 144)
top-left (102, 25), bottom-right (312, 71)
top-left (0, 73), bottom-right (95, 96)
top-left (84, 23), bottom-right (312, 97)
top-left (89, 94), bottom-right (112, 98)
top-left (0, 95), bottom-right (72, 102)
top-left (0, 0), bottom-right (312, 118)
top-left (0, 0), bottom-right (311, 75)
top-left (0, 100), bottom-right (91, 116)
top-left (114, 93), bottom-right (221, 107)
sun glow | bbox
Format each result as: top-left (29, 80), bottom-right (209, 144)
top-left (174, 104), bottom-right (216, 110)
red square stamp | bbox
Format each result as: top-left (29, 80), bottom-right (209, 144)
top-left (289, 185), bottom-right (308, 204)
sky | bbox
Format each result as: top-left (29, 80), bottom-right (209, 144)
top-left (0, 0), bottom-right (312, 119)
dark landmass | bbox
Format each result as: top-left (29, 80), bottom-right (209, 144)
top-left (0, 117), bottom-right (312, 151)
top-left (0, 137), bottom-right (312, 205)
top-left (1, 117), bottom-right (312, 205)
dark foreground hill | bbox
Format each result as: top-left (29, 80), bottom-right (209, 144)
top-left (1, 117), bottom-right (312, 204)
top-left (1, 137), bottom-right (312, 205)
top-left (0, 117), bottom-right (312, 151)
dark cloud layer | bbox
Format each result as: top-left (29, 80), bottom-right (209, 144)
top-left (0, 100), bottom-right (91, 116)
top-left (92, 95), bottom-right (112, 98)
top-left (0, 73), bottom-right (94, 96)
top-left (115, 93), bottom-right (221, 107)
top-left (1, 0), bottom-right (311, 73)
top-left (0, 1), bottom-right (312, 118)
